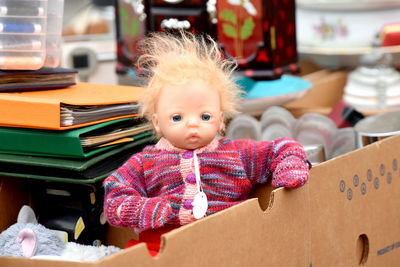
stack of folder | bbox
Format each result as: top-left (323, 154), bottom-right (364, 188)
top-left (0, 82), bottom-right (155, 183)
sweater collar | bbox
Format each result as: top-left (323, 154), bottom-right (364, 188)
top-left (155, 137), bottom-right (219, 154)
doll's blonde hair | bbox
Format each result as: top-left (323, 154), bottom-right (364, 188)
top-left (137, 31), bottom-right (242, 122)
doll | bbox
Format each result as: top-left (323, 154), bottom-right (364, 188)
top-left (103, 31), bottom-right (310, 255)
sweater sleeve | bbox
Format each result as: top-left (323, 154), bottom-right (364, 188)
top-left (103, 152), bottom-right (173, 231)
top-left (234, 137), bottom-right (310, 188)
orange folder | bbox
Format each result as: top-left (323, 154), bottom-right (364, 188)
top-left (0, 82), bottom-right (145, 130)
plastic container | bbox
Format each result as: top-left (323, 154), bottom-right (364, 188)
top-left (44, 0), bottom-right (64, 68)
top-left (0, 0), bottom-right (64, 70)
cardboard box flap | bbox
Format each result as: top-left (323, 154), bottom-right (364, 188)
top-left (310, 134), bottom-right (400, 266)
top-left (0, 178), bottom-right (29, 232)
top-left (284, 71), bottom-right (348, 117)
top-left (0, 256), bottom-right (95, 267)
top-left (0, 182), bottom-right (310, 266)
top-left (98, 186), bottom-right (310, 267)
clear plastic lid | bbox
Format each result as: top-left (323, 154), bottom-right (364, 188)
top-left (0, 0), bottom-right (48, 70)
top-left (0, 0), bottom-right (64, 70)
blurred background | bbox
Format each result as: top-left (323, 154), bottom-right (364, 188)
top-left (62, 0), bottom-right (116, 83)
top-left (61, 0), bottom-right (400, 85)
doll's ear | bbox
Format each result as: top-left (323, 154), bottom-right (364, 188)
top-left (17, 206), bottom-right (37, 224)
top-left (152, 113), bottom-right (161, 135)
top-left (16, 228), bottom-right (37, 257)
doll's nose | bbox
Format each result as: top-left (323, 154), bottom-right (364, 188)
top-left (187, 116), bottom-right (199, 127)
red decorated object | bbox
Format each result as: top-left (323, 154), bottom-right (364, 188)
top-left (114, 0), bottom-right (299, 80)
top-left (216, 0), bottom-right (299, 80)
top-left (381, 23), bottom-right (400, 47)
top-left (217, 0), bottom-right (264, 64)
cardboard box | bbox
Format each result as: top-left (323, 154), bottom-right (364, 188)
top-left (2, 132), bottom-right (400, 266)
top-left (284, 70), bottom-right (348, 118)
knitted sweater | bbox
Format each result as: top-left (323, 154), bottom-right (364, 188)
top-left (103, 137), bottom-right (309, 232)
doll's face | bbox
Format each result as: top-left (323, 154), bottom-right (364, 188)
top-left (153, 79), bottom-right (223, 150)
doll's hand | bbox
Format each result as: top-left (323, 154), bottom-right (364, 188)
top-left (271, 156), bottom-right (311, 189)
top-left (138, 197), bottom-right (174, 229)
top-left (112, 197), bottom-right (174, 230)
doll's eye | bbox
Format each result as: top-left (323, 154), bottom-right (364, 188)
top-left (171, 114), bottom-right (182, 122)
top-left (201, 113), bottom-right (211, 121)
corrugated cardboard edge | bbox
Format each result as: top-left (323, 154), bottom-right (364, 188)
top-left (96, 186), bottom-right (311, 267)
top-left (0, 180), bottom-right (311, 266)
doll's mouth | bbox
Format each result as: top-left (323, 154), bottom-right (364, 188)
top-left (187, 134), bottom-right (200, 142)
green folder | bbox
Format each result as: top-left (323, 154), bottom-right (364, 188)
top-left (0, 136), bottom-right (155, 184)
top-left (0, 118), bottom-right (154, 158)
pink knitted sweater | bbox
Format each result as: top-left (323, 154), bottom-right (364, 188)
top-left (103, 137), bottom-right (310, 232)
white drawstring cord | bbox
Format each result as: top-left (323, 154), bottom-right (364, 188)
top-left (192, 151), bottom-right (208, 219)
top-left (193, 152), bottom-right (202, 193)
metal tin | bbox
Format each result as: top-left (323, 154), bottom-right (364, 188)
top-left (304, 144), bottom-right (326, 165)
top-left (354, 111), bottom-right (400, 147)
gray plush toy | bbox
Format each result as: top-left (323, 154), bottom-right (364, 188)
top-left (0, 205), bottom-right (120, 261)
top-left (0, 205), bottom-right (65, 257)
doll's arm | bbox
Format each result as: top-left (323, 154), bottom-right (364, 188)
top-left (268, 138), bottom-right (310, 188)
top-left (103, 153), bottom-right (173, 230)
top-left (236, 137), bottom-right (310, 188)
